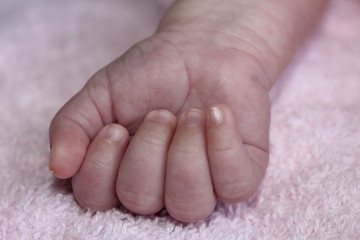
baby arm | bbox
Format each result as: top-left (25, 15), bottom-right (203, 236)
top-left (49, 0), bottom-right (326, 222)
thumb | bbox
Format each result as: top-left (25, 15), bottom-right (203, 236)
top-left (49, 70), bottom-right (113, 179)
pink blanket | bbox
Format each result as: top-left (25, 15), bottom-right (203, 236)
top-left (1, 0), bottom-right (359, 239)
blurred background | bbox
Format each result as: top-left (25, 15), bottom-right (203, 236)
top-left (0, 0), bottom-right (174, 137)
top-left (0, 1), bottom-right (359, 239)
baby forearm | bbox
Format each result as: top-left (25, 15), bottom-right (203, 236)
top-left (158, 0), bottom-right (327, 87)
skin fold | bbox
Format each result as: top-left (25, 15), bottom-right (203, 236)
top-left (49, 0), bottom-right (327, 222)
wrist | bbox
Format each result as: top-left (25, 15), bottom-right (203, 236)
top-left (157, 0), bottom-right (326, 89)
top-left (157, 0), bottom-right (284, 88)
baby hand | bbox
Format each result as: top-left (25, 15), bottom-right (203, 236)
top-left (71, 105), bottom-right (265, 222)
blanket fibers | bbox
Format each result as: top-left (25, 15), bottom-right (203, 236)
top-left (0, 0), bottom-right (359, 239)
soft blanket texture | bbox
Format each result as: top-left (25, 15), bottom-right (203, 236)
top-left (0, 0), bottom-right (359, 239)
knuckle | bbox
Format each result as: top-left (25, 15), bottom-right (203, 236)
top-left (72, 176), bottom-right (117, 211)
top-left (171, 141), bottom-right (204, 156)
top-left (250, 148), bottom-right (270, 172)
top-left (116, 186), bottom-right (163, 214)
top-left (87, 155), bottom-right (112, 170)
top-left (85, 68), bottom-right (111, 93)
top-left (165, 194), bottom-right (214, 222)
top-left (73, 192), bottom-right (108, 211)
top-left (138, 130), bottom-right (167, 148)
top-left (207, 135), bottom-right (240, 154)
top-left (214, 177), bottom-right (258, 203)
top-left (208, 143), bottom-right (237, 153)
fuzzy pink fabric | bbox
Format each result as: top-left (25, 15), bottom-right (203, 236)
top-left (1, 0), bottom-right (359, 239)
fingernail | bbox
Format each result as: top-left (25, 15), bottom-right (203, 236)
top-left (208, 106), bottom-right (224, 125)
top-left (49, 168), bottom-right (55, 175)
top-left (146, 110), bottom-right (173, 124)
top-left (104, 125), bottom-right (123, 143)
top-left (183, 109), bottom-right (203, 126)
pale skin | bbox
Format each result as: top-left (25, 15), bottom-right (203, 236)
top-left (49, 0), bottom-right (327, 222)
